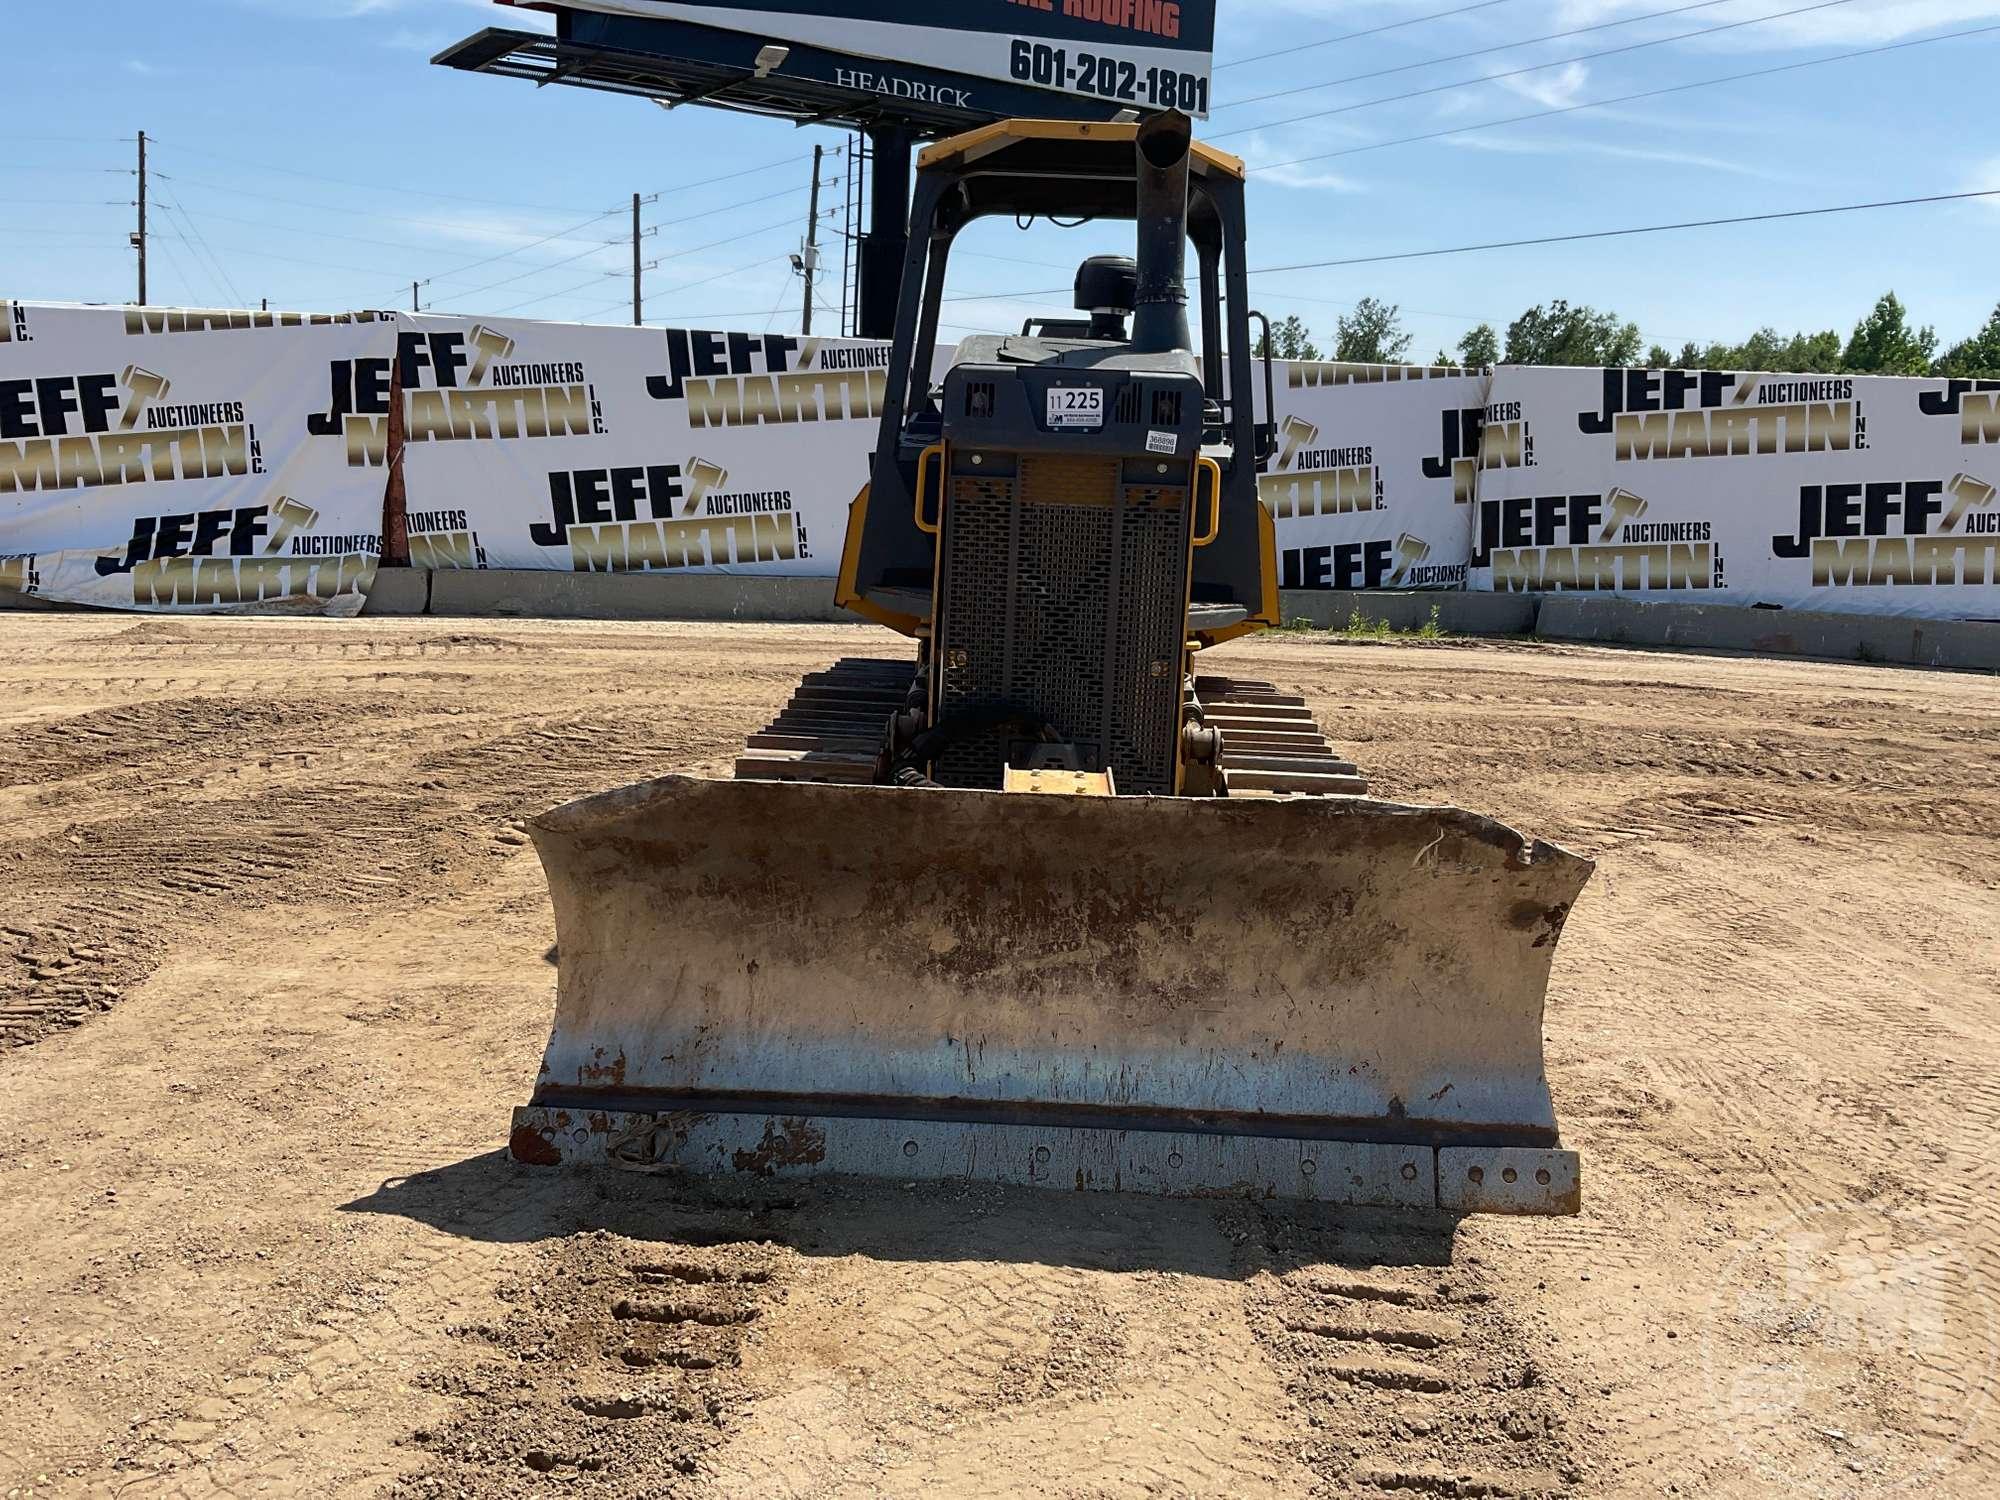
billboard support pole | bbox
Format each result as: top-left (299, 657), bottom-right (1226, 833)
top-left (858, 125), bottom-right (911, 340)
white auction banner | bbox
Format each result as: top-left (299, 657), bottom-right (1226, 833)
top-left (0, 301), bottom-right (393, 615)
top-left (1262, 360), bottom-right (1493, 592)
top-left (392, 313), bottom-right (893, 577)
top-left (1469, 364), bottom-right (2000, 618)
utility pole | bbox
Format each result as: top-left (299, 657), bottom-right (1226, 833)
top-left (632, 193), bottom-right (643, 326)
top-left (134, 130), bottom-right (148, 306)
top-left (801, 143), bottom-right (824, 335)
top-left (412, 281), bottom-right (420, 313)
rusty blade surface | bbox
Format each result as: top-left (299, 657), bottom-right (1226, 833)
top-left (525, 776), bottom-right (1591, 1153)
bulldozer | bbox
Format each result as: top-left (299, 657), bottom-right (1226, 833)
top-left (510, 113), bottom-right (1592, 1215)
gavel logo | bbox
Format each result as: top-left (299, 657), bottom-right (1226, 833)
top-left (681, 457), bottom-right (729, 517)
top-left (1598, 486), bottom-right (1650, 542)
top-left (266, 497), bottom-right (321, 553)
top-left (1277, 414), bottom-right (1319, 471)
top-left (1390, 533), bottom-right (1431, 583)
top-left (467, 324), bottom-right (516, 385)
top-left (118, 366), bottom-right (171, 430)
top-left (1944, 472), bottom-right (1998, 531)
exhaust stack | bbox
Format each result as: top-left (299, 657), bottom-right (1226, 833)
top-left (1131, 111), bottom-right (1193, 355)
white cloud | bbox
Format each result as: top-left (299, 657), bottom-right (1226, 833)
top-left (228, 0), bottom-right (554, 30)
top-left (1966, 155), bottom-right (2000, 209)
top-left (1553, 0), bottom-right (2000, 48)
top-left (1494, 59), bottom-right (1592, 109)
top-left (380, 26), bottom-right (456, 52)
top-left (1255, 161), bottom-right (1367, 191)
top-left (1444, 130), bottom-right (1797, 180)
top-left (1233, 122), bottom-right (1373, 191)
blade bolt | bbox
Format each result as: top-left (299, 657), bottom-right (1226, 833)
top-left (1467, 1166), bottom-right (1485, 1185)
top-left (1300, 1159), bottom-right (1316, 1176)
top-left (1536, 1169), bottom-right (1552, 1186)
top-left (1400, 1163), bottom-right (1418, 1182)
top-left (1502, 1167), bottom-right (1518, 1184)
top-left (901, 1139), bottom-right (919, 1158)
top-left (1034, 1146), bottom-right (1051, 1164)
top-left (1167, 1151), bottom-right (1182, 1168)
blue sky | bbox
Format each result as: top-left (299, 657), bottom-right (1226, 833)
top-left (5, 0), bottom-right (1997, 355)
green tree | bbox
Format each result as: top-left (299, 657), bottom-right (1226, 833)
top-left (1698, 327), bottom-right (1844, 373)
top-left (1842, 292), bottom-right (1936, 375)
top-left (1432, 349), bottom-right (1460, 368)
top-left (1644, 343), bottom-right (1675, 369)
top-left (1503, 300), bottom-right (1642, 367)
top-left (1333, 297), bottom-right (1413, 364)
top-left (1456, 322), bottom-right (1499, 369)
top-left (1935, 303), bottom-right (2000, 378)
top-left (1255, 314), bottom-right (1320, 361)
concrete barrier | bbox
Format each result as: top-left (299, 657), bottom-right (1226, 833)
top-left (425, 568), bottom-right (849, 622)
top-left (1534, 595), bottom-right (2000, 672)
top-left (10, 567), bottom-right (1996, 671)
top-left (0, 588), bottom-right (82, 613)
top-left (1281, 589), bottom-right (1539, 636)
top-left (360, 567), bottom-right (430, 617)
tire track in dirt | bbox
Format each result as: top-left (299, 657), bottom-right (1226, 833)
top-left (698, 1190), bottom-right (1316, 1500)
top-left (0, 666), bottom-right (737, 1051)
top-left (1231, 1205), bottom-right (1577, 1500)
top-left (392, 1215), bottom-right (795, 1500)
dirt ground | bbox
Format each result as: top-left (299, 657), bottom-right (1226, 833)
top-left (0, 614), bottom-right (1994, 1500)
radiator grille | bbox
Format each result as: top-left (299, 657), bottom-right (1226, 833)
top-left (934, 456), bottom-right (1191, 795)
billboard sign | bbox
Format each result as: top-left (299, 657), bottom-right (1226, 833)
top-left (525, 0), bottom-right (1218, 117)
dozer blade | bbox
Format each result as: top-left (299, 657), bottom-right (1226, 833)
top-left (512, 777), bottom-right (1593, 1215)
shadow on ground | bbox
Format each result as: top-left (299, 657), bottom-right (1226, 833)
top-left (342, 1149), bottom-right (1467, 1278)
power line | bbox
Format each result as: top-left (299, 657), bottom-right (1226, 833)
top-left (1250, 189), bottom-right (2000, 274)
top-left (761, 260), bottom-right (799, 335)
top-left (486, 272), bottom-right (625, 318)
top-left (930, 185), bottom-right (2000, 305)
top-left (140, 137), bottom-right (610, 215)
top-left (102, 236), bottom-right (416, 280)
top-left (1216, 0), bottom-right (1525, 71)
top-left (643, 258), bottom-right (795, 317)
top-left (396, 161), bottom-right (823, 305)
top-left (148, 201), bottom-right (514, 259)
top-left (647, 178), bottom-right (833, 234)
top-left (641, 154), bottom-right (823, 199)
top-left (0, 233), bottom-right (133, 248)
top-left (153, 189), bottom-right (251, 310)
top-left (957, 248), bottom-right (1077, 271)
top-left (1251, 17), bottom-right (2000, 171)
top-left (1244, 287), bottom-right (1503, 324)
top-left (394, 205), bottom-right (628, 302)
top-left (637, 210), bottom-right (833, 275)
top-left (146, 224), bottom-right (204, 307)
top-left (155, 171), bottom-right (603, 241)
top-left (1216, 0), bottom-right (1738, 113)
top-left (1216, 0), bottom-right (1862, 143)
top-left (447, 237), bottom-right (627, 305)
